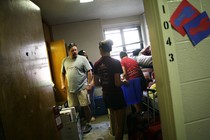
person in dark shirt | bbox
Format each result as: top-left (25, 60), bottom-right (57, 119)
top-left (93, 39), bottom-right (127, 140)
top-left (78, 50), bottom-right (94, 70)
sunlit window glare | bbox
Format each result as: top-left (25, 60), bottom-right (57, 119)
top-left (80, 0), bottom-right (94, 3)
top-left (104, 27), bottom-right (142, 60)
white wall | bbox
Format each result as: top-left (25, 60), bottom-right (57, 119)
top-left (51, 15), bottom-right (149, 63)
top-left (168, 1), bottom-right (210, 140)
top-left (144, 0), bottom-right (210, 140)
top-left (101, 15), bottom-right (140, 29)
top-left (139, 13), bottom-right (150, 47)
top-left (51, 19), bottom-right (103, 63)
top-left (101, 15), bottom-right (149, 48)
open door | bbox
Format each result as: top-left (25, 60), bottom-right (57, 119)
top-left (49, 40), bottom-right (67, 105)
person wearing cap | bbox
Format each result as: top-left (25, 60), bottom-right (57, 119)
top-left (93, 39), bottom-right (127, 140)
top-left (78, 50), bottom-right (96, 122)
top-left (60, 43), bottom-right (93, 134)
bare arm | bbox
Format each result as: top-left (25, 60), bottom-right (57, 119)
top-left (114, 73), bottom-right (127, 87)
top-left (121, 66), bottom-right (127, 80)
top-left (60, 72), bottom-right (66, 89)
top-left (87, 70), bottom-right (92, 84)
top-left (86, 70), bottom-right (93, 90)
top-left (93, 74), bottom-right (101, 87)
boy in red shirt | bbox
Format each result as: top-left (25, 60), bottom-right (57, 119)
top-left (120, 51), bottom-right (146, 114)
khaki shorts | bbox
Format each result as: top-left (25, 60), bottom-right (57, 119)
top-left (67, 89), bottom-right (90, 107)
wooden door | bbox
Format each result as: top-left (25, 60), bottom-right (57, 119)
top-left (49, 40), bottom-right (67, 105)
top-left (0, 0), bottom-right (60, 139)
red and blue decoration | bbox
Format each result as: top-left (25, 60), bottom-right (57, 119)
top-left (169, 0), bottom-right (200, 36)
top-left (184, 12), bottom-right (210, 46)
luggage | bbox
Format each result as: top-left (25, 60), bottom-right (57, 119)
top-left (94, 96), bottom-right (108, 116)
top-left (127, 112), bottom-right (162, 140)
top-left (127, 112), bottom-right (148, 140)
top-left (144, 122), bottom-right (162, 140)
top-left (126, 88), bottom-right (162, 140)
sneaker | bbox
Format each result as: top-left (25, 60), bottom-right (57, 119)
top-left (90, 116), bottom-right (96, 122)
top-left (82, 124), bottom-right (92, 134)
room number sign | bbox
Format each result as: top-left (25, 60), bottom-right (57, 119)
top-left (161, 4), bottom-right (174, 62)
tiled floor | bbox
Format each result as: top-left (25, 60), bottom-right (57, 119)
top-left (83, 114), bottom-right (128, 140)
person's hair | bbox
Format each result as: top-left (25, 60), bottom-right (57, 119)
top-left (140, 45), bottom-right (151, 56)
top-left (99, 39), bottom-right (113, 52)
top-left (67, 43), bottom-right (77, 51)
top-left (132, 49), bottom-right (141, 56)
top-left (78, 50), bottom-right (85, 56)
top-left (119, 51), bottom-right (128, 59)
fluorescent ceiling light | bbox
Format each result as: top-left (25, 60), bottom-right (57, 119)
top-left (80, 0), bottom-right (94, 3)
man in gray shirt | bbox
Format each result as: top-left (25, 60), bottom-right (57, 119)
top-left (61, 43), bottom-right (93, 133)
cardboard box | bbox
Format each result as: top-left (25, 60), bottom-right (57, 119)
top-left (60, 108), bottom-right (83, 140)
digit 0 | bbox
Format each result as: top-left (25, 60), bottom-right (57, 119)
top-left (164, 21), bottom-right (169, 29)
